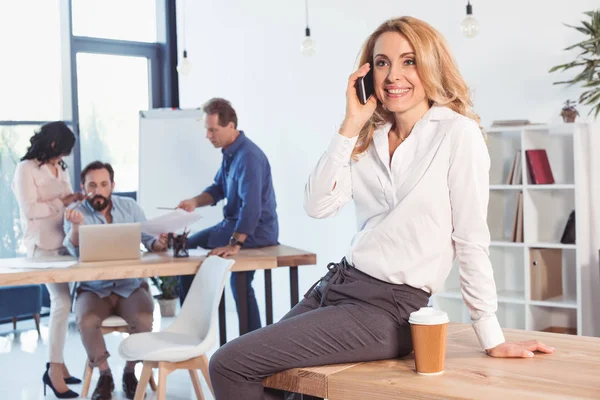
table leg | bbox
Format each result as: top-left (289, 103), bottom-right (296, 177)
top-left (236, 272), bottom-right (249, 335)
top-left (289, 266), bottom-right (299, 308)
top-left (219, 293), bottom-right (226, 346)
top-left (265, 269), bottom-right (273, 325)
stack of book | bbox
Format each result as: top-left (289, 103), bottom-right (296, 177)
top-left (491, 119), bottom-right (531, 127)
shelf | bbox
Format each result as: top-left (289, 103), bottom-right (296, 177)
top-left (486, 123), bottom-right (579, 135)
top-left (486, 126), bottom-right (528, 133)
top-left (490, 185), bottom-right (523, 190)
top-left (526, 184), bottom-right (575, 190)
top-left (497, 290), bottom-right (526, 304)
top-left (527, 242), bottom-right (576, 250)
top-left (436, 289), bottom-right (525, 305)
top-left (529, 294), bottom-right (577, 309)
top-left (491, 241), bottom-right (525, 248)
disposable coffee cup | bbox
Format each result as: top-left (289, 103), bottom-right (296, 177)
top-left (408, 307), bottom-right (449, 375)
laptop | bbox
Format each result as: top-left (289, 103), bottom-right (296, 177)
top-left (79, 223), bottom-right (142, 262)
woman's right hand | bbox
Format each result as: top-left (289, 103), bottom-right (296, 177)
top-left (340, 63), bottom-right (378, 138)
top-left (61, 192), bottom-right (85, 206)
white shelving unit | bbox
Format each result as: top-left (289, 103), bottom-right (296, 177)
top-left (432, 122), bottom-right (594, 336)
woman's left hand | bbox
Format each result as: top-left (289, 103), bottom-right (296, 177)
top-left (486, 340), bottom-right (555, 358)
top-left (61, 192), bottom-right (85, 206)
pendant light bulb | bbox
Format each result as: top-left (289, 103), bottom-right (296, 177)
top-left (301, 0), bottom-right (316, 56)
top-left (177, 50), bottom-right (192, 76)
top-left (301, 27), bottom-right (316, 57)
top-left (461, 1), bottom-right (480, 38)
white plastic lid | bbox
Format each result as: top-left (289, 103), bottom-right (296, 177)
top-left (408, 307), bottom-right (449, 325)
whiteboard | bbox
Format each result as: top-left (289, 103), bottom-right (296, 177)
top-left (138, 109), bottom-right (224, 233)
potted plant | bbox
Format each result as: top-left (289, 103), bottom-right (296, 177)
top-left (150, 276), bottom-right (179, 317)
top-left (549, 10), bottom-right (600, 119)
top-left (561, 100), bottom-right (580, 122)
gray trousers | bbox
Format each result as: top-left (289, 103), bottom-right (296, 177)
top-left (75, 282), bottom-right (154, 367)
top-left (209, 259), bottom-right (430, 400)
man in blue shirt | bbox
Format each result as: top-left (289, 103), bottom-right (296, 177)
top-left (64, 161), bottom-right (168, 400)
top-left (177, 98), bottom-right (279, 333)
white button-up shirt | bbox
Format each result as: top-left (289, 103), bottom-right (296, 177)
top-left (304, 106), bottom-right (505, 350)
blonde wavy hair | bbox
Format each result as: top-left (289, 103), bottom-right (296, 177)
top-left (352, 16), bottom-right (480, 159)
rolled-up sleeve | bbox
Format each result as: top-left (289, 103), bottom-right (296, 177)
top-left (234, 155), bottom-right (262, 235)
top-left (448, 120), bottom-right (505, 350)
top-left (203, 168), bottom-right (225, 205)
top-left (131, 201), bottom-right (156, 251)
top-left (63, 213), bottom-right (79, 257)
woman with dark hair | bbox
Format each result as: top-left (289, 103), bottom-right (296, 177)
top-left (12, 121), bottom-right (84, 398)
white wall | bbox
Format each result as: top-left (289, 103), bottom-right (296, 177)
top-left (177, 0), bottom-right (599, 320)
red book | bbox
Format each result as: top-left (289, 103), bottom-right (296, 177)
top-left (525, 149), bottom-right (555, 184)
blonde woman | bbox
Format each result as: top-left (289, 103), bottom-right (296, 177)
top-left (12, 121), bottom-right (83, 398)
top-left (208, 17), bottom-right (554, 399)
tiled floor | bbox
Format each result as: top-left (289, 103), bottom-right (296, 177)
top-left (0, 305), bottom-right (247, 400)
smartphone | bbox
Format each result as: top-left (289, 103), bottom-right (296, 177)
top-left (355, 68), bottom-right (374, 105)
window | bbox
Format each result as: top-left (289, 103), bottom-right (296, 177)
top-left (0, 1), bottom-right (63, 120)
top-left (0, 1), bottom-right (173, 258)
top-left (71, 0), bottom-right (157, 43)
top-left (0, 124), bottom-right (75, 257)
top-left (77, 53), bottom-right (150, 191)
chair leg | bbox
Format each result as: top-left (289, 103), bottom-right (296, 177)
top-left (134, 362), bottom-right (153, 400)
top-left (33, 314), bottom-right (41, 336)
top-left (188, 369), bottom-right (205, 400)
top-left (149, 374), bottom-right (157, 392)
top-left (198, 354), bottom-right (214, 397)
top-left (157, 362), bottom-right (171, 400)
top-left (12, 317), bottom-right (17, 331)
top-left (81, 361), bottom-right (93, 398)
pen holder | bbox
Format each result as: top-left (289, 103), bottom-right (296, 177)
top-left (170, 233), bottom-right (189, 258)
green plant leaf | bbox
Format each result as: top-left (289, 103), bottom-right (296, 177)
top-left (583, 80), bottom-right (600, 87)
top-left (549, 61), bottom-right (586, 73)
top-left (564, 37), bottom-right (600, 51)
top-left (583, 91), bottom-right (600, 106)
top-left (564, 23), bottom-right (591, 35)
top-left (582, 21), bottom-right (595, 34)
top-left (592, 103), bottom-right (600, 119)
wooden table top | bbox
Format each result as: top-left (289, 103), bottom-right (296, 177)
top-left (0, 245), bottom-right (316, 286)
top-left (264, 323), bottom-right (600, 400)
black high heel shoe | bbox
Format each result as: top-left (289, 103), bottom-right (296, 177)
top-left (42, 370), bottom-right (79, 398)
top-left (45, 362), bottom-right (82, 384)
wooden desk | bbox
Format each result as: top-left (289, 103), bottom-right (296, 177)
top-left (0, 245), bottom-right (317, 344)
top-left (264, 323), bottom-right (600, 399)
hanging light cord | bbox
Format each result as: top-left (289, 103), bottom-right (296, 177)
top-left (305, 0), bottom-right (309, 29)
top-left (182, 0), bottom-right (187, 53)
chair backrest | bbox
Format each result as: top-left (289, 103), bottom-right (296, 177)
top-left (166, 255), bottom-right (233, 343)
top-left (114, 191), bottom-right (137, 201)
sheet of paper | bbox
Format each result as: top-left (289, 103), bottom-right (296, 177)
top-left (187, 248), bottom-right (210, 257)
top-left (5, 260), bottom-right (78, 269)
top-left (141, 209), bottom-right (203, 236)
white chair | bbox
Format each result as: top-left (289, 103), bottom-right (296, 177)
top-left (81, 315), bottom-right (157, 397)
top-left (119, 256), bottom-right (234, 400)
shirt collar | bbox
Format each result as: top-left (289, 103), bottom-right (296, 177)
top-left (222, 130), bottom-right (246, 157)
top-left (426, 105), bottom-right (456, 121)
top-left (373, 105), bottom-right (456, 138)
